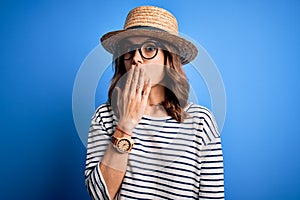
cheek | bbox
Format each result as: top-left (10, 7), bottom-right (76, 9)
top-left (123, 61), bottom-right (131, 71)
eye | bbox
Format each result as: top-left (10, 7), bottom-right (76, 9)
top-left (143, 43), bottom-right (157, 52)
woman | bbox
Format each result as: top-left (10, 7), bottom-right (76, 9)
top-left (85, 6), bottom-right (224, 200)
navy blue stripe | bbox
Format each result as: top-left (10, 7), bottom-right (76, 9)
top-left (120, 189), bottom-right (173, 200)
top-left (201, 166), bottom-right (224, 170)
top-left (123, 182), bottom-right (197, 198)
top-left (123, 177), bottom-right (198, 194)
top-left (203, 128), bottom-right (212, 142)
top-left (198, 195), bottom-right (224, 199)
top-left (201, 172), bottom-right (224, 176)
top-left (134, 139), bottom-right (194, 149)
top-left (201, 178), bottom-right (224, 182)
top-left (125, 171), bottom-right (199, 188)
top-left (138, 121), bottom-right (182, 128)
top-left (96, 165), bottom-right (110, 200)
top-left (89, 170), bottom-right (101, 200)
top-left (199, 189), bottom-right (224, 194)
top-left (202, 160), bottom-right (223, 164)
top-left (137, 120), bottom-right (204, 129)
top-left (89, 127), bottom-right (105, 134)
top-left (188, 111), bottom-right (218, 134)
top-left (164, 164), bottom-right (199, 177)
top-left (119, 193), bottom-right (148, 200)
top-left (141, 116), bottom-right (172, 122)
top-left (200, 184), bottom-right (224, 188)
top-left (134, 126), bottom-right (205, 136)
top-left (133, 139), bottom-right (193, 149)
top-left (129, 157), bottom-right (200, 176)
top-left (127, 165), bottom-right (199, 183)
top-left (93, 170), bottom-right (104, 199)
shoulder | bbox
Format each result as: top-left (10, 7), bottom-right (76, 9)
top-left (185, 102), bottom-right (216, 120)
top-left (92, 103), bottom-right (116, 123)
top-left (185, 103), bottom-right (220, 146)
top-left (186, 102), bottom-right (219, 132)
top-left (94, 102), bottom-right (113, 115)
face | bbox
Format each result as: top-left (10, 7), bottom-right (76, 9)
top-left (120, 37), bottom-right (165, 85)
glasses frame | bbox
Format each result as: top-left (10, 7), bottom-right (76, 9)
top-left (120, 40), bottom-right (162, 60)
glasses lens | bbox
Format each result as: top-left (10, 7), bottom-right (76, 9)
top-left (121, 41), bottom-right (159, 60)
top-left (141, 42), bottom-right (158, 59)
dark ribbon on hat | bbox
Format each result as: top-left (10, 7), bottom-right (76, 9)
top-left (127, 26), bottom-right (167, 33)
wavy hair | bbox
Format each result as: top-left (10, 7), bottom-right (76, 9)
top-left (108, 41), bottom-right (189, 122)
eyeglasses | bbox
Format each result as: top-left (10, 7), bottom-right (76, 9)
top-left (120, 41), bottom-right (161, 60)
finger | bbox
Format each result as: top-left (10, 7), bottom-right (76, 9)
top-left (136, 68), bottom-right (144, 96)
top-left (115, 87), bottom-right (122, 104)
top-left (129, 67), bottom-right (140, 95)
top-left (124, 66), bottom-right (135, 95)
top-left (141, 79), bottom-right (152, 102)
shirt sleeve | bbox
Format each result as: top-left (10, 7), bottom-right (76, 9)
top-left (85, 106), bottom-right (112, 200)
top-left (199, 108), bottom-right (225, 200)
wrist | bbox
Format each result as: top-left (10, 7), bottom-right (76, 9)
top-left (117, 119), bottom-right (136, 134)
top-left (115, 126), bottom-right (132, 138)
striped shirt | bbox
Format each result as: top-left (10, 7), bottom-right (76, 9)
top-left (85, 102), bottom-right (224, 200)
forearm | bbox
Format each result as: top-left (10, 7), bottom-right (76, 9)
top-left (99, 126), bottom-right (132, 200)
top-left (100, 143), bottom-right (129, 199)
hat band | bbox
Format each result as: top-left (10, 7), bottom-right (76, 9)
top-left (126, 25), bottom-right (167, 33)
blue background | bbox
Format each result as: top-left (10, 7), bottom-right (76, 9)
top-left (1, 0), bottom-right (300, 199)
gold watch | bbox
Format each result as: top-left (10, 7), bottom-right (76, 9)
top-left (111, 135), bottom-right (134, 153)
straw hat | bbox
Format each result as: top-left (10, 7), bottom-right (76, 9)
top-left (100, 6), bottom-right (198, 65)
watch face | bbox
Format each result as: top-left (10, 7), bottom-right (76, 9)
top-left (117, 138), bottom-right (131, 152)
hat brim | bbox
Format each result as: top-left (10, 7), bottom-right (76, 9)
top-left (101, 28), bottom-right (198, 65)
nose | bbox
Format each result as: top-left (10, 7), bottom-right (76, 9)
top-left (131, 48), bottom-right (143, 66)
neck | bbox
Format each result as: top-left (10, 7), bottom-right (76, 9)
top-left (147, 84), bottom-right (165, 106)
top-left (144, 84), bottom-right (168, 117)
